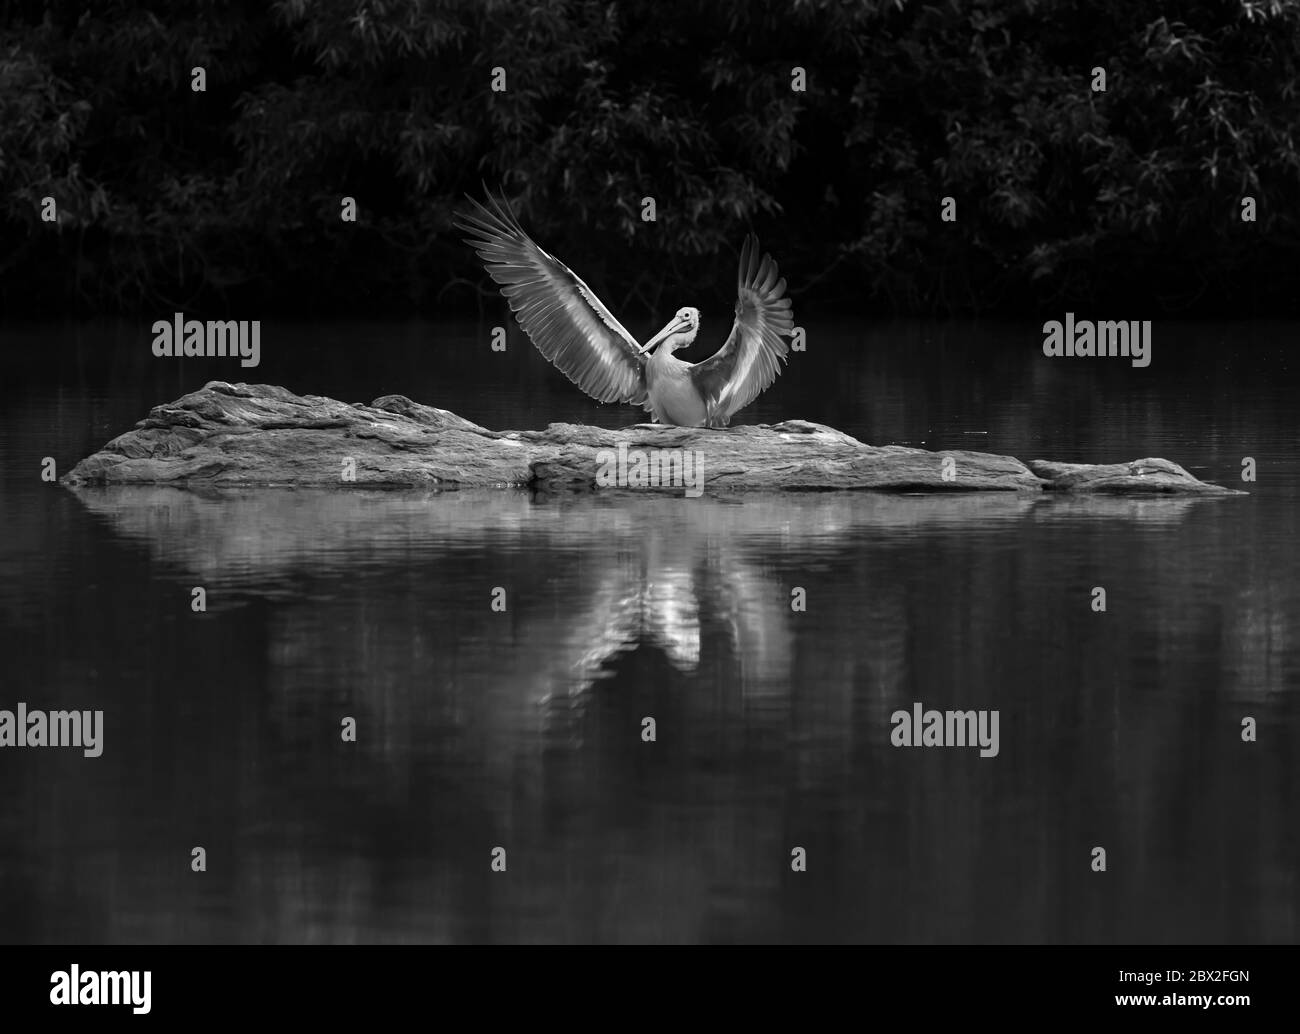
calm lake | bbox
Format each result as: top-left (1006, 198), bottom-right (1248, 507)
top-left (1, 319), bottom-right (1296, 944)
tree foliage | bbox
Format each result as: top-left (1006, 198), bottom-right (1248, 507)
top-left (2, 0), bottom-right (1297, 316)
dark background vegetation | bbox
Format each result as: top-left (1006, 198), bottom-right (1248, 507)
top-left (2, 0), bottom-right (1298, 319)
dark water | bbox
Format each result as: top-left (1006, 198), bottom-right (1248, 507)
top-left (1, 319), bottom-right (1297, 944)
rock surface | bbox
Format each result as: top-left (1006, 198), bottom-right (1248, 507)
top-left (61, 381), bottom-right (1244, 496)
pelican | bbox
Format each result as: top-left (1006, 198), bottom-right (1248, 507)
top-left (456, 190), bottom-right (795, 427)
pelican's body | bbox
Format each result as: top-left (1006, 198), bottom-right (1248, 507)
top-left (645, 337), bottom-right (708, 427)
top-left (456, 190), bottom-right (795, 427)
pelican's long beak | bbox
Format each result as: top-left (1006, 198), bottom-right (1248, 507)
top-left (637, 316), bottom-right (689, 355)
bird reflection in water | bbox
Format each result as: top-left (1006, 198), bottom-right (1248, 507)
top-left (533, 518), bottom-right (791, 720)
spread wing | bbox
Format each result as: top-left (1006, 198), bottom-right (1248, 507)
top-left (688, 235), bottom-right (794, 425)
top-left (455, 190), bottom-right (648, 406)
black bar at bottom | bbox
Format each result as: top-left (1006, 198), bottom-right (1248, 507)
top-left (0, 945), bottom-right (1288, 1024)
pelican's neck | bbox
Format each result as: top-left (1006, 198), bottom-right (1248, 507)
top-left (658, 328), bottom-right (698, 356)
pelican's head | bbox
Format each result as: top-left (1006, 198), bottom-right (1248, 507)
top-left (642, 307), bottom-right (700, 355)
